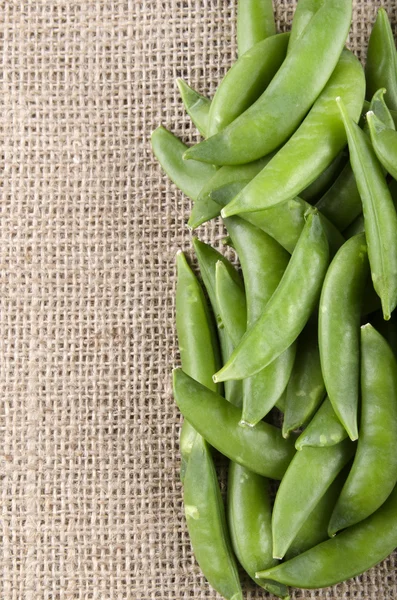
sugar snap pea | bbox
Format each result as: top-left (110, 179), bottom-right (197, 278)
top-left (221, 49), bottom-right (365, 216)
top-left (366, 8), bottom-right (397, 111)
top-left (283, 318), bottom-right (325, 438)
top-left (213, 210), bottom-right (329, 382)
top-left (319, 233), bottom-right (369, 441)
top-left (257, 484), bottom-right (397, 588)
top-left (367, 111), bottom-right (397, 180)
top-left (337, 96), bottom-right (397, 320)
top-left (368, 87), bottom-right (396, 131)
top-left (176, 79), bottom-right (211, 137)
top-left (184, 436), bottom-right (243, 600)
top-left (176, 252), bottom-right (221, 481)
top-left (173, 369), bottom-right (296, 480)
top-left (237, 0), bottom-right (276, 56)
top-left (224, 217), bottom-right (296, 425)
top-left (295, 398), bottom-right (349, 451)
top-left (208, 33), bottom-right (289, 136)
top-left (215, 261), bottom-right (247, 346)
top-left (227, 463), bottom-right (289, 600)
top-left (328, 324), bottom-right (397, 535)
top-left (193, 238), bottom-right (243, 407)
top-left (184, 0), bottom-right (352, 165)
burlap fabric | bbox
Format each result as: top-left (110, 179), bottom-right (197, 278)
top-left (1, 1), bottom-right (397, 598)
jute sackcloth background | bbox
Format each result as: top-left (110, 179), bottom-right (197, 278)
top-left (1, 1), bottom-right (397, 598)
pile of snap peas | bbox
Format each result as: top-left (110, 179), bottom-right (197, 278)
top-left (152, 0), bottom-right (397, 597)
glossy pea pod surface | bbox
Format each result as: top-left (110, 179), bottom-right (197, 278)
top-left (237, 0), bottom-right (276, 56)
top-left (214, 211), bottom-right (329, 382)
top-left (184, 0), bottom-right (352, 165)
top-left (184, 436), bottom-right (243, 600)
top-left (173, 369), bottom-right (296, 480)
top-left (328, 324), bottom-right (397, 535)
top-left (221, 49), bottom-right (365, 216)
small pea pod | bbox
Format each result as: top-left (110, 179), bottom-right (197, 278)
top-left (214, 210), bottom-right (329, 382)
top-left (257, 484), bottom-right (397, 589)
top-left (271, 439), bottom-right (355, 559)
top-left (283, 318), bottom-right (326, 438)
top-left (337, 96), bottom-right (397, 320)
top-left (328, 324), bottom-right (397, 535)
top-left (319, 233), bottom-right (369, 441)
top-left (184, 0), bottom-right (352, 165)
top-left (184, 436), bottom-right (242, 600)
top-left (176, 79), bottom-right (211, 137)
top-left (193, 238), bottom-right (243, 407)
top-left (221, 49), bottom-right (365, 216)
top-left (173, 369), bottom-right (296, 480)
top-left (237, 0), bottom-right (276, 56)
top-left (176, 252), bottom-right (222, 481)
top-left (367, 111), bottom-right (397, 180)
top-left (224, 217), bottom-right (296, 425)
top-left (208, 33), bottom-right (289, 136)
top-left (215, 261), bottom-right (247, 346)
top-left (295, 398), bottom-right (349, 450)
top-left (227, 463), bottom-right (289, 600)
top-left (365, 8), bottom-right (397, 111)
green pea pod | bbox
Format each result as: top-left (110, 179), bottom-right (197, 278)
top-left (368, 87), bottom-right (396, 131)
top-left (319, 233), bottom-right (369, 441)
top-left (176, 252), bottom-right (222, 481)
top-left (173, 369), bottom-right (296, 480)
top-left (214, 210), bottom-right (329, 382)
top-left (176, 79), bottom-right (211, 137)
top-left (215, 261), bottom-right (247, 346)
top-left (208, 33), bottom-right (289, 136)
top-left (184, 436), bottom-right (242, 600)
top-left (257, 484), bottom-right (397, 589)
top-left (221, 49), bottom-right (365, 216)
top-left (367, 111), bottom-right (397, 180)
top-left (344, 213), bottom-right (364, 238)
top-left (193, 238), bottom-right (243, 407)
top-left (224, 217), bottom-right (296, 425)
top-left (328, 324), bottom-right (397, 535)
top-left (184, 0), bottom-right (352, 165)
top-left (300, 151), bottom-right (345, 203)
top-left (237, 0), bottom-right (276, 56)
top-left (295, 398), bottom-right (349, 450)
top-left (271, 439), bottom-right (355, 559)
top-left (227, 463), bottom-right (289, 600)
top-left (285, 469), bottom-right (346, 560)
top-left (283, 318), bottom-right (326, 438)
top-left (337, 96), bottom-right (397, 320)
top-left (211, 183), bottom-right (344, 255)
top-left (366, 8), bottom-right (397, 111)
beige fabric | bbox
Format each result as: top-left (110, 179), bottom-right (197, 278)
top-left (1, 1), bottom-right (397, 598)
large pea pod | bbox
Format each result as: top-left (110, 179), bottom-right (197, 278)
top-left (328, 324), bottom-right (397, 535)
top-left (319, 233), bottom-right (369, 441)
top-left (184, 436), bottom-right (242, 600)
top-left (227, 463), bottom-right (289, 599)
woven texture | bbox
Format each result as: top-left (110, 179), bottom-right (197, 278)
top-left (0, 1), bottom-right (397, 598)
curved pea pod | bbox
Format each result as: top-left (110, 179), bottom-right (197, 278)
top-left (338, 97), bottom-right (397, 320)
top-left (285, 469), bottom-right (346, 560)
top-left (193, 238), bottom-right (243, 408)
top-left (256, 484), bottom-right (397, 589)
top-left (208, 33), bottom-right (289, 136)
top-left (227, 463), bottom-right (289, 600)
top-left (271, 439), bottom-right (355, 559)
top-left (367, 111), bottom-right (397, 180)
top-left (184, 436), bottom-right (242, 600)
top-left (215, 261), bottom-right (247, 346)
top-left (221, 49), bottom-right (365, 216)
top-left (319, 233), bottom-right (369, 441)
top-left (184, 0), bottom-right (352, 165)
top-left (214, 211), bottom-right (329, 382)
top-left (328, 324), bottom-right (397, 535)
top-left (173, 369), bottom-right (296, 480)
top-left (237, 0), bottom-right (276, 56)
top-left (366, 8), bottom-right (397, 111)
top-left (295, 398), bottom-right (349, 450)
top-left (224, 217), bottom-right (296, 425)
top-left (176, 252), bottom-right (222, 481)
top-left (283, 318), bottom-right (326, 438)
top-left (176, 79), bottom-right (211, 138)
